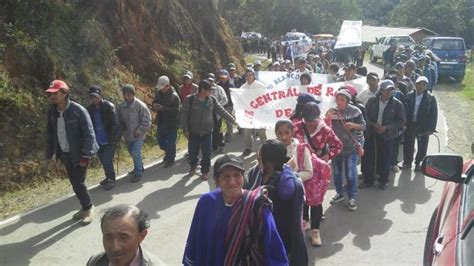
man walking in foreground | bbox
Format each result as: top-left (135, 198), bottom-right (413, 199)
top-left (45, 80), bottom-right (98, 225)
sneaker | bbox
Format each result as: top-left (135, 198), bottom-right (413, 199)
top-left (81, 206), bottom-right (94, 225)
top-left (400, 163), bottom-right (411, 170)
top-left (330, 193), bottom-right (344, 204)
top-left (242, 149), bottom-right (252, 156)
top-left (102, 179), bottom-right (115, 190)
top-left (414, 163), bottom-right (421, 172)
top-left (163, 161), bottom-right (175, 168)
top-left (392, 165), bottom-right (400, 172)
top-left (189, 166), bottom-right (197, 176)
top-left (131, 175), bottom-right (142, 183)
top-left (99, 179), bottom-right (109, 186)
top-left (321, 215), bottom-right (326, 221)
top-left (310, 229), bottom-right (322, 246)
top-left (72, 209), bottom-right (85, 220)
top-left (201, 172), bottom-right (209, 180)
top-left (128, 167), bottom-right (145, 175)
top-left (348, 199), bottom-right (357, 211)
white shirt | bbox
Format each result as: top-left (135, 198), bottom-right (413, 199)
top-left (413, 93), bottom-right (424, 122)
top-left (57, 110), bottom-right (70, 152)
top-left (240, 79), bottom-right (266, 90)
top-left (358, 86), bottom-right (378, 106)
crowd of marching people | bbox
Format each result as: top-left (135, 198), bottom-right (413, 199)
top-left (44, 40), bottom-right (439, 264)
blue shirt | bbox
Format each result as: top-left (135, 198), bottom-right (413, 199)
top-left (93, 109), bottom-right (108, 145)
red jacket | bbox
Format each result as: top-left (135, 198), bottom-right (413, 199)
top-left (293, 120), bottom-right (342, 160)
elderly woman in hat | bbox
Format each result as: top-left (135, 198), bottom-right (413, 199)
top-left (183, 155), bottom-right (288, 266)
top-left (326, 89), bottom-right (366, 211)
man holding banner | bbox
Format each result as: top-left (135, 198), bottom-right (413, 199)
top-left (241, 68), bottom-right (268, 156)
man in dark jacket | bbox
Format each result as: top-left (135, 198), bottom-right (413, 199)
top-left (45, 80), bottom-right (99, 225)
top-left (401, 76), bottom-right (438, 171)
top-left (152, 75), bottom-right (181, 168)
top-left (87, 86), bottom-right (119, 190)
top-left (361, 80), bottom-right (406, 190)
top-left (181, 80), bottom-right (237, 180)
top-left (218, 69), bottom-right (235, 142)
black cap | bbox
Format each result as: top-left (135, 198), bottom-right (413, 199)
top-left (302, 102), bottom-right (321, 122)
top-left (198, 80), bottom-right (212, 90)
top-left (367, 72), bottom-right (379, 80)
top-left (343, 63), bottom-right (357, 70)
top-left (88, 85), bottom-right (102, 97)
top-left (213, 154), bottom-right (245, 178)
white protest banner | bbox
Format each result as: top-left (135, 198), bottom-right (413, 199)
top-left (282, 39), bottom-right (313, 59)
top-left (334, 20), bottom-right (362, 49)
top-left (232, 71), bottom-right (366, 129)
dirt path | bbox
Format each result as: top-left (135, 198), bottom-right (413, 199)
top-left (433, 83), bottom-right (474, 159)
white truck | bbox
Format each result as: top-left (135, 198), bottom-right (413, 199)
top-left (369, 35), bottom-right (415, 63)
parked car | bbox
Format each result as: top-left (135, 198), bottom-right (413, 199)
top-left (422, 154), bottom-right (473, 266)
top-left (422, 36), bottom-right (467, 82)
top-left (370, 35), bottom-right (415, 63)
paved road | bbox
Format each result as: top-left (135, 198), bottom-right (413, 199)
top-left (1, 63), bottom-right (451, 265)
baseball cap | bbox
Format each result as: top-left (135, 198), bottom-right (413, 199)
top-left (416, 76), bottom-right (429, 84)
top-left (156, 76), bottom-right (170, 90)
top-left (205, 73), bottom-right (216, 82)
top-left (395, 62), bottom-right (405, 69)
top-left (228, 63), bottom-right (236, 70)
top-left (121, 84), bottom-right (136, 94)
top-left (46, 80), bottom-right (69, 93)
top-left (182, 70), bottom-right (193, 79)
top-left (379, 80), bottom-right (396, 91)
top-left (367, 72), bottom-right (379, 80)
top-left (88, 85), bottom-right (102, 97)
top-left (254, 60), bottom-right (262, 66)
top-left (343, 63), bottom-right (357, 70)
top-left (213, 154), bottom-right (245, 178)
top-left (301, 102), bottom-right (321, 122)
top-left (219, 69), bottom-right (229, 78)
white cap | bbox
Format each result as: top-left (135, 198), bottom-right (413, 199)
top-left (156, 76), bottom-right (170, 90)
top-left (415, 76), bottom-right (429, 84)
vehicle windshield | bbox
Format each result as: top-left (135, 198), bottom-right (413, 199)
top-left (391, 36), bottom-right (414, 44)
top-left (432, 39), bottom-right (464, 50)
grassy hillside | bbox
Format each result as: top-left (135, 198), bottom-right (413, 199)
top-left (0, 0), bottom-right (244, 214)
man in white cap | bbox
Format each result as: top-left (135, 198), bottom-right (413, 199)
top-left (152, 75), bottom-right (181, 168)
top-left (401, 76), bottom-right (438, 171)
top-left (361, 80), bottom-right (405, 190)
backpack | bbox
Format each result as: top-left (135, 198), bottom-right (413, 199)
top-left (296, 143), bottom-right (331, 206)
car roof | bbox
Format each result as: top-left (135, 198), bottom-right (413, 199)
top-left (424, 36), bottom-right (465, 40)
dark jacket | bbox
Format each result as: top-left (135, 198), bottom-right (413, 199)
top-left (87, 246), bottom-right (166, 266)
top-left (365, 95), bottom-right (406, 140)
top-left (152, 87), bottom-right (181, 131)
top-left (45, 100), bottom-right (99, 165)
top-left (180, 95), bottom-right (235, 136)
top-left (244, 165), bottom-right (308, 266)
top-left (405, 90), bottom-right (438, 134)
top-left (87, 99), bottom-right (119, 144)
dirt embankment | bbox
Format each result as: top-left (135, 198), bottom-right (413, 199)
top-left (0, 0), bottom-right (245, 191)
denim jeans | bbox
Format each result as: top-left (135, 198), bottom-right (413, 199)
top-left (156, 126), bottom-right (177, 162)
top-left (97, 144), bottom-right (116, 181)
top-left (60, 153), bottom-right (93, 210)
top-left (188, 133), bottom-right (212, 174)
top-left (127, 139), bottom-right (144, 176)
top-left (332, 150), bottom-right (358, 199)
